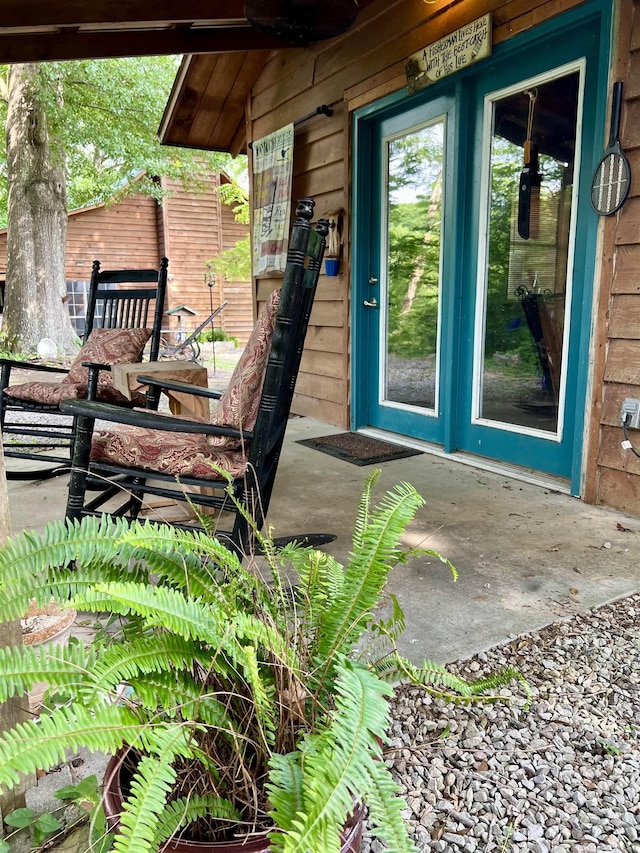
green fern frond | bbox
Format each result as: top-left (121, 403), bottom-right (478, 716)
top-left (370, 593), bottom-right (406, 645)
top-left (315, 482), bottom-right (425, 662)
top-left (118, 523), bottom-right (245, 593)
top-left (0, 516), bottom-right (141, 621)
top-left (242, 644), bottom-right (276, 741)
top-left (91, 634), bottom-right (216, 696)
top-left (351, 469), bottom-right (381, 551)
top-left (232, 612), bottom-right (299, 674)
top-left (267, 752), bottom-right (304, 829)
top-left (113, 749), bottom-right (179, 853)
top-left (125, 671), bottom-right (231, 733)
top-left (387, 655), bottom-right (530, 703)
top-left (268, 661), bottom-right (392, 853)
top-left (362, 760), bottom-right (418, 852)
top-left (0, 640), bottom-right (97, 703)
top-left (71, 584), bottom-right (225, 645)
top-left (285, 547), bottom-right (345, 621)
top-left (0, 519), bottom-right (162, 647)
top-left (0, 704), bottom-right (189, 792)
top-left (416, 548), bottom-right (459, 582)
top-left (156, 794), bottom-right (240, 844)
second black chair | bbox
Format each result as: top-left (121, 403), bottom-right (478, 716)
top-left (0, 258), bottom-right (168, 479)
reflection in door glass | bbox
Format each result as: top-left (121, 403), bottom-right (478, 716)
top-left (480, 71), bottom-right (579, 433)
top-left (384, 121), bottom-right (444, 411)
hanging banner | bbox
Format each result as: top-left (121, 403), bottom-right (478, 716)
top-left (252, 124), bottom-right (295, 274)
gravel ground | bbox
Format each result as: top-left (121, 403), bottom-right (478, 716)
top-left (363, 593), bottom-right (640, 853)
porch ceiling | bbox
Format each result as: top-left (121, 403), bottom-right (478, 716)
top-left (1, 0), bottom-right (376, 156)
top-left (0, 1), bottom-right (285, 63)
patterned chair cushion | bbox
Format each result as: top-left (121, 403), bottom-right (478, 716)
top-left (211, 289), bottom-right (280, 437)
top-left (90, 425), bottom-right (250, 480)
top-left (89, 290), bottom-right (281, 478)
top-left (4, 381), bottom-right (85, 405)
top-left (5, 327), bottom-right (152, 406)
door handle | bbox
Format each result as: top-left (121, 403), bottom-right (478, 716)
top-left (363, 298), bottom-right (378, 308)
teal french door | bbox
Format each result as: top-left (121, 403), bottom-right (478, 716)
top-left (352, 5), bottom-right (609, 491)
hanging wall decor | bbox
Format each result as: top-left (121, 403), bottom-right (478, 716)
top-left (244, 0), bottom-right (359, 46)
top-left (517, 88), bottom-right (542, 240)
top-left (590, 81), bottom-right (631, 216)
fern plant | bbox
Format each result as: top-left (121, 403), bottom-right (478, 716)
top-left (0, 471), bottom-right (522, 853)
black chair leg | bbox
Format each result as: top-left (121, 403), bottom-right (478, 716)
top-left (66, 413), bottom-right (95, 521)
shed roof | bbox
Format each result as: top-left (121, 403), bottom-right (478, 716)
top-left (158, 52), bottom-right (270, 155)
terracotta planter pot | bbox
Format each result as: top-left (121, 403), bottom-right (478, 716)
top-left (103, 751), bottom-right (363, 852)
top-left (21, 601), bottom-right (77, 712)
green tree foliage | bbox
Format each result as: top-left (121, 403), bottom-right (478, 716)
top-left (206, 176), bottom-right (252, 283)
top-left (0, 57), bottom-right (241, 226)
top-left (388, 198), bottom-right (441, 359)
top-left (0, 58), bottom-right (248, 354)
top-left (386, 127), bottom-right (443, 360)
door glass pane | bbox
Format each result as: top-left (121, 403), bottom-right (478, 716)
top-left (479, 71), bottom-right (579, 433)
top-left (384, 120), bottom-right (444, 411)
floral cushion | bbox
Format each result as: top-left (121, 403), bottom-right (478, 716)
top-left (90, 425), bottom-right (250, 480)
top-left (4, 381), bottom-right (85, 405)
top-left (89, 290), bottom-right (281, 478)
top-left (66, 327), bottom-right (152, 403)
top-left (210, 289), bottom-right (280, 440)
top-left (6, 327), bottom-right (152, 406)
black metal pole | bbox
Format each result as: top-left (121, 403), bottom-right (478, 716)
top-left (207, 272), bottom-right (216, 374)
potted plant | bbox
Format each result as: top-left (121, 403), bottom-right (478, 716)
top-left (0, 472), bottom-right (520, 853)
top-left (20, 598), bottom-right (77, 712)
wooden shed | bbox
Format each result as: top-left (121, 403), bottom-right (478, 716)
top-left (0, 171), bottom-right (253, 346)
top-left (4, 0), bottom-right (640, 518)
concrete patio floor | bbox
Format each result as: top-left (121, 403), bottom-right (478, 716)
top-left (6, 415), bottom-right (640, 667)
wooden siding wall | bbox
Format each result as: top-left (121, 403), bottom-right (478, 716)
top-left (591, 0), bottom-right (640, 515)
top-left (0, 195), bottom-right (160, 282)
top-left (161, 174), bottom-right (251, 345)
top-left (66, 195), bottom-right (160, 279)
top-left (248, 0), bottom-right (589, 427)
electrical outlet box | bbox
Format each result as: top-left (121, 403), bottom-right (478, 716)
top-left (621, 398), bottom-right (640, 430)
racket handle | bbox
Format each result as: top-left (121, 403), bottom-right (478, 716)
top-left (609, 81), bottom-right (624, 145)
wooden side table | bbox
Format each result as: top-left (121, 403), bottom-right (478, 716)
top-left (111, 361), bottom-right (210, 420)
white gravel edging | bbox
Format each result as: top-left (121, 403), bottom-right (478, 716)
top-left (363, 593), bottom-right (640, 853)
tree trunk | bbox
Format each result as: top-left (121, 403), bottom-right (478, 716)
top-left (4, 63), bottom-right (78, 356)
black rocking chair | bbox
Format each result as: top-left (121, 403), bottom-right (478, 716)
top-left (0, 259), bottom-right (168, 480)
top-left (60, 199), bottom-right (329, 555)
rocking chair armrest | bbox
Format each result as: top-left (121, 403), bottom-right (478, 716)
top-left (135, 375), bottom-right (223, 400)
top-left (59, 399), bottom-right (253, 439)
top-left (81, 361), bottom-right (112, 372)
top-left (0, 358), bottom-right (69, 375)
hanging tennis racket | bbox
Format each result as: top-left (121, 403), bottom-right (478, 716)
top-left (590, 81), bottom-right (631, 216)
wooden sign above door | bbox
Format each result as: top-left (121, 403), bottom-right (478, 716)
top-left (406, 14), bottom-right (492, 94)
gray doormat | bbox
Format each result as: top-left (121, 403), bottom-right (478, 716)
top-left (297, 432), bottom-right (422, 466)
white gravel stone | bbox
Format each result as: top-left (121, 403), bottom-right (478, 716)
top-left (361, 593), bottom-right (640, 852)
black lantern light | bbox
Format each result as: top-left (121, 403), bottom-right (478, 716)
top-left (244, 0), bottom-right (359, 46)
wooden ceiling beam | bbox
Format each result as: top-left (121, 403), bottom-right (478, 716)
top-left (1, 0), bottom-right (247, 29)
top-left (0, 27), bottom-right (285, 63)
